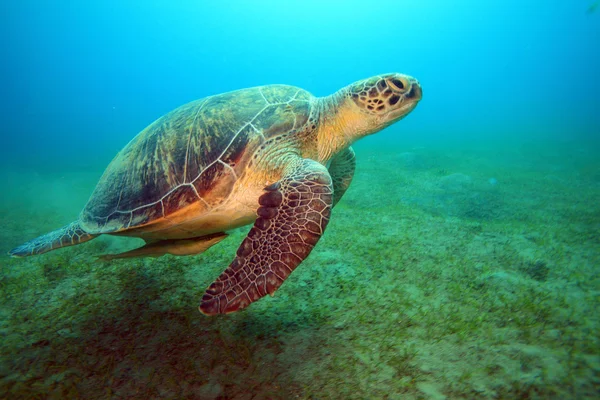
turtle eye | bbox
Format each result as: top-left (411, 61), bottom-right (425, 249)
top-left (388, 77), bottom-right (408, 92)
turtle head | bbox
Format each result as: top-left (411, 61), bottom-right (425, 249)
top-left (345, 73), bottom-right (422, 132)
top-left (316, 73), bottom-right (422, 161)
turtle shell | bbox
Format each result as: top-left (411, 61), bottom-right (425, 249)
top-left (80, 85), bottom-right (313, 234)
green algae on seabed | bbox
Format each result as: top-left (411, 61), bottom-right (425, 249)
top-left (0, 139), bottom-right (599, 399)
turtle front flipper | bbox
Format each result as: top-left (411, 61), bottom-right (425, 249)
top-left (200, 159), bottom-right (333, 315)
top-left (328, 146), bottom-right (356, 206)
top-left (8, 221), bottom-right (96, 257)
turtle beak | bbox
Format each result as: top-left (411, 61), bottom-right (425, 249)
top-left (385, 80), bottom-right (421, 121)
top-left (406, 80), bottom-right (422, 102)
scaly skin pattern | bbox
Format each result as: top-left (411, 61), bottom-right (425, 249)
top-left (328, 147), bottom-right (356, 206)
top-left (199, 159), bottom-right (332, 315)
top-left (9, 221), bottom-right (95, 257)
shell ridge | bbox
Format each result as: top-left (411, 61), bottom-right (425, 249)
top-left (183, 98), bottom-right (209, 183)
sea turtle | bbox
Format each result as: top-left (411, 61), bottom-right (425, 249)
top-left (9, 73), bottom-right (422, 315)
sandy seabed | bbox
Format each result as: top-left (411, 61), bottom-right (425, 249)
top-left (0, 138), bottom-right (598, 399)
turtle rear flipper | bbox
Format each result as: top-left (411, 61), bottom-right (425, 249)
top-left (200, 159), bottom-right (333, 315)
top-left (8, 221), bottom-right (96, 257)
top-left (97, 232), bottom-right (228, 261)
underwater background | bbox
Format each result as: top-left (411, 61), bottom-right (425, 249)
top-left (1, 0), bottom-right (599, 398)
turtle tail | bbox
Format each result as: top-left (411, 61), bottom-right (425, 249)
top-left (8, 221), bottom-right (97, 257)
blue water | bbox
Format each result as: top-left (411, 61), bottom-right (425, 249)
top-left (1, 0), bottom-right (598, 170)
